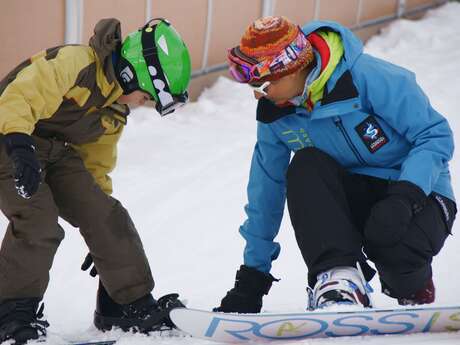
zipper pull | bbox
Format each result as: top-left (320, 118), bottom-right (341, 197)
top-left (333, 116), bottom-right (341, 128)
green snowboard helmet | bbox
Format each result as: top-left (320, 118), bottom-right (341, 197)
top-left (117, 18), bottom-right (191, 115)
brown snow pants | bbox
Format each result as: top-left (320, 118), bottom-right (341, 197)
top-left (0, 136), bottom-right (154, 304)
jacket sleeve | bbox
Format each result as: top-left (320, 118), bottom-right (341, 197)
top-left (71, 115), bottom-right (124, 195)
top-left (0, 46), bottom-right (93, 134)
top-left (239, 121), bottom-right (291, 273)
top-left (356, 55), bottom-right (454, 195)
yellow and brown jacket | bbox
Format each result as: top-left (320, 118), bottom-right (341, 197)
top-left (0, 18), bottom-right (129, 194)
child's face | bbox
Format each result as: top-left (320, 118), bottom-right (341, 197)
top-left (117, 90), bottom-right (151, 106)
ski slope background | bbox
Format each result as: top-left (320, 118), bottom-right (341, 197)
top-left (1, 3), bottom-right (460, 345)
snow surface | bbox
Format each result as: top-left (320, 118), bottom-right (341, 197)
top-left (1, 2), bottom-right (460, 344)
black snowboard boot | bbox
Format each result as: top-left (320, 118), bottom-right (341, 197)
top-left (0, 298), bottom-right (49, 345)
top-left (94, 281), bottom-right (184, 332)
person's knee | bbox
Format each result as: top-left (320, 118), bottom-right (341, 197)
top-left (365, 239), bottom-right (432, 298)
top-left (9, 200), bottom-right (62, 243)
top-left (58, 191), bottom-right (116, 229)
top-left (378, 265), bottom-right (432, 298)
top-left (106, 200), bottom-right (139, 239)
top-left (287, 147), bottom-right (336, 183)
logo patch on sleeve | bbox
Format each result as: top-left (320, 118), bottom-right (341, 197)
top-left (354, 116), bottom-right (389, 153)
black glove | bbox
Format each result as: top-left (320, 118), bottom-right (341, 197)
top-left (81, 252), bottom-right (98, 277)
top-left (213, 265), bottom-right (278, 313)
top-left (364, 181), bottom-right (427, 247)
top-left (4, 133), bottom-right (41, 199)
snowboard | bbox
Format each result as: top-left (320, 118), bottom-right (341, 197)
top-left (169, 305), bottom-right (460, 342)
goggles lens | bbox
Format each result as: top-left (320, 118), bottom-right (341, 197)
top-left (229, 62), bottom-right (251, 82)
top-left (155, 91), bottom-right (188, 116)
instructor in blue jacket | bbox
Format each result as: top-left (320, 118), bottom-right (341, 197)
top-left (215, 16), bottom-right (456, 312)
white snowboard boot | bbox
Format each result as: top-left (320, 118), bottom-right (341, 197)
top-left (307, 266), bottom-right (373, 310)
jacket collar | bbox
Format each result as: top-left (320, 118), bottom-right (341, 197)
top-left (256, 65), bottom-right (361, 124)
top-left (256, 98), bottom-right (296, 123)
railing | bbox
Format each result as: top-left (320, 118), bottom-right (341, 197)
top-left (189, 0), bottom-right (448, 79)
top-left (0, 0), bottom-right (448, 96)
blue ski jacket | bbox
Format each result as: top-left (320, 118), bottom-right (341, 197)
top-left (240, 20), bottom-right (455, 273)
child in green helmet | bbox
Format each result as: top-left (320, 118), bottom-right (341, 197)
top-left (0, 18), bottom-right (191, 344)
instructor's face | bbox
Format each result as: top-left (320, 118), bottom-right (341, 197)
top-left (252, 66), bottom-right (309, 105)
top-left (117, 90), bottom-right (151, 106)
top-left (252, 76), bottom-right (296, 105)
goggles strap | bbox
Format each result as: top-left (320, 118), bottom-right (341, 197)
top-left (141, 24), bottom-right (175, 108)
top-left (232, 47), bottom-right (259, 65)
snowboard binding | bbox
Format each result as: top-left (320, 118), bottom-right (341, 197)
top-left (307, 264), bottom-right (374, 310)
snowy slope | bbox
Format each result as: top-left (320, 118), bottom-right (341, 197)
top-left (1, 2), bottom-right (460, 344)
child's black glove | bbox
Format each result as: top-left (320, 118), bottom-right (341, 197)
top-left (4, 133), bottom-right (41, 199)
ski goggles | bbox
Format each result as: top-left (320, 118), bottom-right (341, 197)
top-left (227, 28), bottom-right (309, 83)
top-left (152, 90), bottom-right (188, 116)
top-left (157, 92), bottom-right (188, 116)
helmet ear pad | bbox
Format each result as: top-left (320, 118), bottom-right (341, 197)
top-left (116, 56), bottom-right (142, 95)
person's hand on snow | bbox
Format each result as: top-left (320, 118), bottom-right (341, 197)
top-left (4, 133), bottom-right (41, 199)
top-left (213, 265), bottom-right (278, 313)
top-left (364, 180), bottom-right (427, 247)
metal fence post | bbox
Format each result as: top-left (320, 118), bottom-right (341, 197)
top-left (356, 0), bottom-right (363, 26)
top-left (314, 0), bottom-right (321, 20)
top-left (145, 0), bottom-right (152, 23)
top-left (398, 0), bottom-right (406, 17)
top-left (262, 0), bottom-right (275, 17)
top-left (65, 0), bottom-right (84, 44)
top-left (201, 0), bottom-right (214, 70)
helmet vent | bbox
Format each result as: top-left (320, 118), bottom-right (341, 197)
top-left (157, 35), bottom-right (169, 55)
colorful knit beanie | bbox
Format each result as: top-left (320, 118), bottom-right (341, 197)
top-left (237, 16), bottom-right (314, 81)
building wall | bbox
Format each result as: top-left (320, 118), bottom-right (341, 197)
top-left (0, 0), bottom-right (65, 77)
top-left (0, 0), bottom-right (448, 100)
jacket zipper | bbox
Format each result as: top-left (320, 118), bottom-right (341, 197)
top-left (333, 117), bottom-right (366, 165)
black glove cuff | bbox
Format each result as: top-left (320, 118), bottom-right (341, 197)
top-left (4, 133), bottom-right (36, 156)
top-left (235, 265), bottom-right (279, 296)
top-left (387, 180), bottom-right (427, 214)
